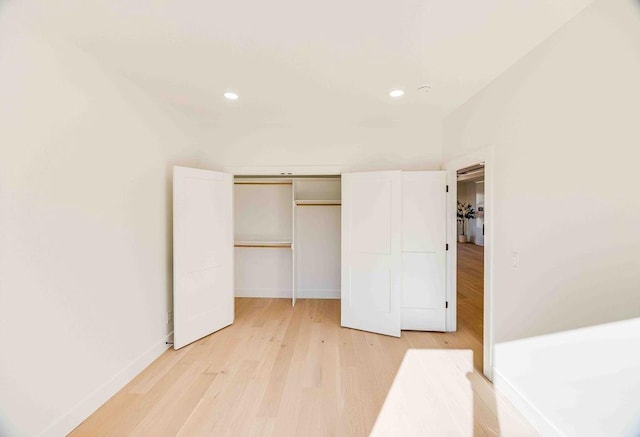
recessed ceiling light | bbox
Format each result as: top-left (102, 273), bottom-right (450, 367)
top-left (224, 92), bottom-right (239, 100)
top-left (389, 89), bottom-right (404, 98)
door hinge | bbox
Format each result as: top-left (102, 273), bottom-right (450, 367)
top-left (446, 243), bottom-right (449, 251)
top-left (445, 301), bottom-right (449, 309)
top-left (446, 185), bottom-right (449, 193)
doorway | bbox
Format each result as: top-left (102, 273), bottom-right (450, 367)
top-left (456, 164), bottom-right (485, 372)
top-left (444, 147), bottom-right (493, 380)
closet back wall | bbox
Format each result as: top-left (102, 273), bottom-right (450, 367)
top-left (234, 183), bottom-right (293, 297)
top-left (294, 179), bottom-right (342, 299)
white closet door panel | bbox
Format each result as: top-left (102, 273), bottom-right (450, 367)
top-left (350, 176), bottom-right (392, 254)
top-left (402, 172), bottom-right (446, 252)
top-left (401, 171), bottom-right (447, 332)
top-left (342, 171), bottom-right (401, 337)
top-left (350, 258), bottom-right (392, 312)
top-left (401, 253), bottom-right (445, 308)
top-left (400, 308), bottom-right (446, 332)
top-left (173, 166), bottom-right (234, 349)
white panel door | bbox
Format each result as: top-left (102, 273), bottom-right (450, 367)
top-left (401, 171), bottom-right (447, 331)
top-left (341, 171), bottom-right (402, 337)
top-left (173, 166), bottom-right (234, 349)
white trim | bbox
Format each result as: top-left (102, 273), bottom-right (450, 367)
top-left (493, 369), bottom-right (565, 437)
top-left (224, 165), bottom-right (343, 176)
top-left (444, 173), bottom-right (458, 332)
top-left (234, 241), bottom-right (292, 247)
top-left (40, 333), bottom-right (172, 437)
top-left (234, 288), bottom-right (292, 298)
top-left (295, 200), bottom-right (341, 205)
top-left (234, 178), bottom-right (294, 184)
top-left (295, 289), bottom-right (341, 299)
top-left (443, 146), bottom-right (494, 380)
top-left (291, 179), bottom-right (297, 306)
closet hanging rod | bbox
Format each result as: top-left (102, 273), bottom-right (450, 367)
top-left (296, 203), bottom-right (341, 206)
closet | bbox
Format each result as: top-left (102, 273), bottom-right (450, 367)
top-left (293, 178), bottom-right (342, 302)
top-left (233, 179), bottom-right (294, 299)
top-left (233, 176), bottom-right (341, 303)
top-left (173, 167), bottom-right (447, 349)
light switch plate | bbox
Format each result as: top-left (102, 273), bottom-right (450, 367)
top-left (511, 251), bottom-right (519, 269)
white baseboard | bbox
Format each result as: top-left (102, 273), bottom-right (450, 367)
top-left (295, 289), bottom-right (340, 299)
top-left (40, 332), bottom-right (173, 437)
top-left (235, 288), bottom-right (291, 298)
top-left (493, 368), bottom-right (564, 437)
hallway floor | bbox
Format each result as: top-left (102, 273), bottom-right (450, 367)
top-left (457, 241), bottom-right (485, 366)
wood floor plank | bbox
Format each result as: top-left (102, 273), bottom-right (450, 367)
top-left (130, 362), bottom-right (216, 436)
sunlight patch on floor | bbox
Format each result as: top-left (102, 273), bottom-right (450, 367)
top-left (372, 349), bottom-right (538, 436)
top-left (371, 349), bottom-right (474, 436)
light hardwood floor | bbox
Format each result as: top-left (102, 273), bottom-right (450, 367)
top-left (71, 245), bottom-right (536, 436)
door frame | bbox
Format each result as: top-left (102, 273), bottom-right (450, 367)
top-left (444, 146), bottom-right (494, 380)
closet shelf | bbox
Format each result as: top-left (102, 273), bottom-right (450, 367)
top-left (234, 181), bottom-right (292, 185)
top-left (234, 241), bottom-right (292, 248)
top-left (295, 200), bottom-right (341, 206)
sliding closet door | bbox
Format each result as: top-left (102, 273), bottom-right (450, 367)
top-left (341, 171), bottom-right (402, 337)
top-left (173, 166), bottom-right (234, 349)
top-left (401, 171), bottom-right (447, 331)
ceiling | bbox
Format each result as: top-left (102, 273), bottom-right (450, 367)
top-left (6, 0), bottom-right (593, 162)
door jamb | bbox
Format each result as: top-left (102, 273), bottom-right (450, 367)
top-left (444, 146), bottom-right (494, 381)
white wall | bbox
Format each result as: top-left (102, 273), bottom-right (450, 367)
top-left (0, 13), bottom-right (218, 436)
top-left (295, 205), bottom-right (341, 298)
top-left (494, 318), bottom-right (640, 437)
top-left (234, 184), bottom-right (293, 242)
top-left (444, 0), bottom-right (640, 433)
top-left (205, 120), bottom-right (443, 172)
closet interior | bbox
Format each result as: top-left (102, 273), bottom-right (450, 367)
top-left (233, 176), bottom-right (341, 304)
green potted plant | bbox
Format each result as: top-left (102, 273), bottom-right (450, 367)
top-left (457, 201), bottom-right (476, 243)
